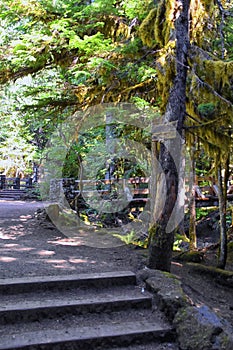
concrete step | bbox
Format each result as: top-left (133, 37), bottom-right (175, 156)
top-left (0, 271), bottom-right (136, 294)
top-left (0, 271), bottom-right (175, 349)
top-left (0, 189), bottom-right (26, 193)
top-left (0, 189), bottom-right (26, 199)
top-left (0, 290), bottom-right (152, 324)
top-left (0, 320), bottom-right (173, 350)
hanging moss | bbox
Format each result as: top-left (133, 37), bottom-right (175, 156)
top-left (154, 0), bottom-right (175, 47)
top-left (138, 8), bottom-right (157, 47)
top-left (202, 60), bottom-right (233, 89)
top-left (156, 42), bottom-right (176, 111)
top-left (102, 15), bottom-right (131, 41)
top-left (189, 0), bottom-right (216, 46)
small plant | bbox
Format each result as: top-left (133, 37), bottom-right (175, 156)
top-left (113, 230), bottom-right (148, 248)
top-left (173, 233), bottom-right (189, 251)
top-left (196, 208), bottom-right (213, 221)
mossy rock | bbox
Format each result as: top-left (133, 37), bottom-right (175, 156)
top-left (46, 203), bottom-right (60, 221)
top-left (175, 251), bottom-right (205, 263)
top-left (58, 210), bottom-right (80, 227)
top-left (174, 305), bottom-right (233, 350)
top-left (187, 263), bottom-right (233, 288)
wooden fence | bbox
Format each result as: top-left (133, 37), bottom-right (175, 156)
top-left (61, 177), bottom-right (150, 211)
top-left (61, 176), bottom-right (233, 210)
top-left (0, 175), bottom-right (33, 190)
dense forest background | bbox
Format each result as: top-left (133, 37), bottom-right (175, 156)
top-left (0, 0), bottom-right (233, 271)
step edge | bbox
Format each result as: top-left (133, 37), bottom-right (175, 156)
top-left (0, 294), bottom-right (152, 313)
top-left (0, 321), bottom-right (173, 350)
top-left (0, 271), bottom-right (136, 287)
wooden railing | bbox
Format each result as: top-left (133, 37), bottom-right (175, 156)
top-left (62, 177), bottom-right (150, 210)
top-left (0, 175), bottom-right (34, 190)
top-left (61, 176), bottom-right (233, 210)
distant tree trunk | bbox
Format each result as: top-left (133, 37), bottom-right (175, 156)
top-left (148, 0), bottom-right (190, 272)
top-left (150, 139), bottom-right (160, 223)
top-left (217, 157), bottom-right (229, 269)
top-left (105, 112), bottom-right (116, 187)
top-left (189, 145), bottom-right (197, 251)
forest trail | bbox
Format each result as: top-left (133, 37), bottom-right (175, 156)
top-left (0, 200), bottom-right (178, 349)
top-left (0, 199), bottom-right (146, 279)
top-left (0, 200), bottom-right (233, 349)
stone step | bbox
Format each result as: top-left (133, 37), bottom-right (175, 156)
top-left (0, 320), bottom-right (173, 350)
top-left (0, 271), bottom-right (136, 294)
top-left (0, 189), bottom-right (26, 198)
top-left (0, 271), bottom-right (175, 349)
top-left (0, 189), bottom-right (26, 193)
top-left (0, 291), bottom-right (152, 324)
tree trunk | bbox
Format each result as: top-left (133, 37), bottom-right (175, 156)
top-left (148, 0), bottom-right (190, 272)
top-left (189, 146), bottom-right (197, 251)
top-left (217, 159), bottom-right (229, 269)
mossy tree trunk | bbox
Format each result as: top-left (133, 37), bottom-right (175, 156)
top-left (217, 157), bottom-right (229, 269)
top-left (189, 145), bottom-right (197, 251)
top-left (148, 0), bottom-right (190, 272)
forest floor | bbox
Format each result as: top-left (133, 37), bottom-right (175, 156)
top-left (0, 199), bottom-right (232, 331)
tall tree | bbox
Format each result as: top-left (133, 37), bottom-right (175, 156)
top-left (148, 0), bottom-right (191, 271)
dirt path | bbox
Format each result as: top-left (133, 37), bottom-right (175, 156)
top-left (1, 199), bottom-right (233, 331)
top-left (0, 199), bottom-right (146, 279)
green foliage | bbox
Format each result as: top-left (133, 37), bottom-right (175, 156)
top-left (196, 208), bottom-right (214, 221)
top-left (197, 103), bottom-right (216, 118)
top-left (0, 84), bottom-right (37, 176)
top-left (121, 0), bottom-right (155, 21)
top-left (173, 233), bottom-right (189, 252)
top-left (0, 0), bottom-right (233, 205)
top-left (113, 230), bottom-right (148, 248)
top-left (69, 32), bottom-right (112, 55)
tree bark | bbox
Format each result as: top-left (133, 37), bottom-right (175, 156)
top-left (148, 0), bottom-right (190, 272)
top-left (189, 145), bottom-right (197, 251)
top-left (217, 158), bottom-right (229, 269)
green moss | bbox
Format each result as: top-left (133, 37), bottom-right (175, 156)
top-left (154, 0), bottom-right (173, 47)
top-left (187, 263), bottom-right (233, 279)
top-left (197, 103), bottom-right (215, 118)
top-left (176, 251), bottom-right (205, 263)
top-left (138, 8), bottom-right (157, 47)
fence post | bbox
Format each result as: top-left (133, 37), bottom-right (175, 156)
top-left (14, 177), bottom-right (20, 189)
top-left (0, 175), bottom-right (6, 189)
top-left (26, 178), bottom-right (33, 188)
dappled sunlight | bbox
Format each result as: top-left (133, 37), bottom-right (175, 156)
top-left (0, 224), bottom-right (27, 240)
top-left (69, 257), bottom-right (96, 264)
top-left (0, 201), bottom-right (108, 276)
top-left (43, 259), bottom-right (77, 270)
top-left (19, 215), bottom-right (32, 221)
top-left (37, 250), bottom-right (55, 256)
top-left (0, 213), bottom-right (33, 240)
top-left (48, 237), bottom-right (84, 246)
top-left (0, 244), bottom-right (34, 252)
top-left (0, 256), bottom-right (17, 262)
top-left (41, 256), bottom-right (97, 270)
